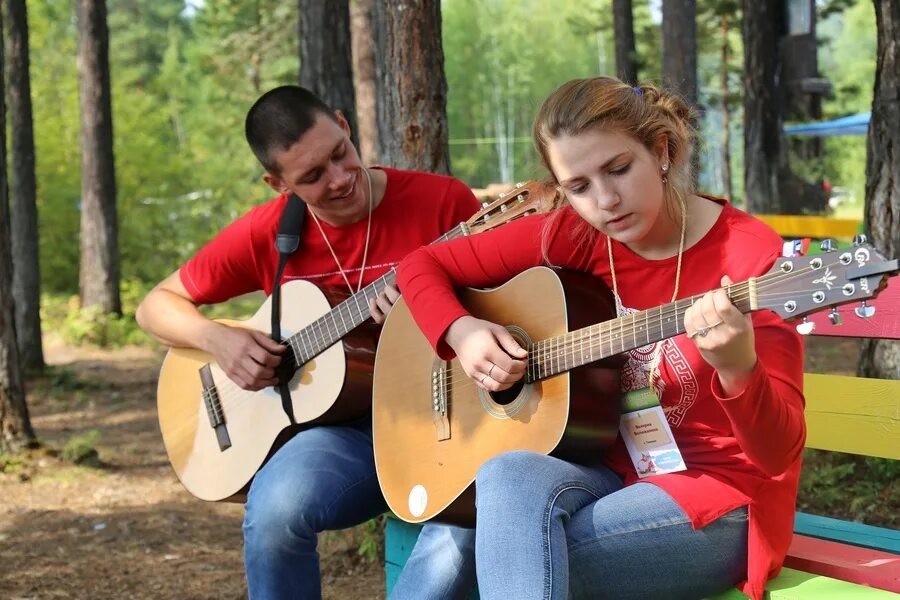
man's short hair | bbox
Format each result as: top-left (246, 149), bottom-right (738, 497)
top-left (245, 86), bottom-right (337, 174)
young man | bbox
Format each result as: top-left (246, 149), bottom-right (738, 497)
top-left (136, 86), bottom-right (480, 599)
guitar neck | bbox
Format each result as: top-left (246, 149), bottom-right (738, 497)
top-left (526, 278), bottom-right (759, 382)
top-left (286, 223), bottom-right (471, 364)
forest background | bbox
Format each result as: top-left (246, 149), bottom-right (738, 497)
top-left (0, 0), bottom-right (894, 597)
top-left (28, 0), bottom-right (874, 302)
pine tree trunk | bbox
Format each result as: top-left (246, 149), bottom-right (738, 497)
top-left (779, 1), bottom-right (826, 214)
top-left (6, 0), bottom-right (44, 371)
top-left (0, 6), bottom-right (36, 453)
top-left (373, 0), bottom-right (450, 174)
top-left (858, 0), bottom-right (900, 379)
top-left (77, 0), bottom-right (120, 314)
top-left (350, 0), bottom-right (379, 165)
top-left (298, 0), bottom-right (358, 149)
top-left (612, 0), bottom-right (638, 85)
top-left (720, 13), bottom-right (733, 202)
top-left (741, 0), bottom-right (783, 213)
top-left (662, 0), bottom-right (697, 105)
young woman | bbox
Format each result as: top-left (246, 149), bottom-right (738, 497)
top-left (394, 77), bottom-right (805, 600)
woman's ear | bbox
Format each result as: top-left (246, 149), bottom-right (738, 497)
top-left (654, 134), bottom-right (670, 165)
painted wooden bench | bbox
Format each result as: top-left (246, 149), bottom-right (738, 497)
top-left (383, 264), bottom-right (899, 599)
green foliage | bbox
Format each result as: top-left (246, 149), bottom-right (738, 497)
top-left (798, 449), bottom-right (898, 527)
top-left (356, 515), bottom-right (385, 563)
top-left (61, 430), bottom-right (102, 466)
top-left (0, 452), bottom-right (26, 474)
top-left (443, 0), bottom-right (602, 186)
top-left (41, 280), bottom-right (153, 348)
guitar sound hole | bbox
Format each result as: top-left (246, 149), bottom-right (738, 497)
top-left (489, 380), bottom-right (524, 406)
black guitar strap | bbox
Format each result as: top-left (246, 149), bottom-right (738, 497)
top-left (271, 194), bottom-right (306, 425)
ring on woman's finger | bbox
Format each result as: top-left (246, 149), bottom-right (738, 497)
top-left (688, 320), bottom-right (724, 339)
top-left (487, 364), bottom-right (496, 379)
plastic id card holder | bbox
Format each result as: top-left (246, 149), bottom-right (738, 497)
top-left (619, 387), bottom-right (686, 478)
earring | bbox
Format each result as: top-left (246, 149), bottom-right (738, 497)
top-left (661, 163), bottom-right (669, 184)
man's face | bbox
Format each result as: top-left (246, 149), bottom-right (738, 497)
top-left (264, 112), bottom-right (367, 226)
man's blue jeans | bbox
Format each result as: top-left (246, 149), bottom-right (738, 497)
top-left (242, 418), bottom-right (387, 599)
top-left (394, 451), bottom-right (748, 600)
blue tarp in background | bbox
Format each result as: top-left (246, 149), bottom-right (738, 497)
top-left (784, 112), bottom-right (870, 136)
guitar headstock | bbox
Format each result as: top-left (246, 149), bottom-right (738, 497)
top-left (465, 180), bottom-right (558, 235)
top-left (759, 239), bottom-right (898, 326)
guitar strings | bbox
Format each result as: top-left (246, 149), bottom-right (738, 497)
top-left (163, 199), bottom-right (544, 438)
top-left (170, 254), bottom-right (866, 441)
top-left (437, 256), bottom-right (863, 390)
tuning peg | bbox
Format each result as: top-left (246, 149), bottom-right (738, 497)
top-left (819, 239), bottom-right (837, 253)
top-left (796, 317), bottom-right (815, 335)
top-left (828, 308), bottom-right (842, 326)
top-left (854, 301), bottom-right (876, 319)
top-left (853, 233), bottom-right (867, 246)
top-left (481, 201), bottom-right (490, 208)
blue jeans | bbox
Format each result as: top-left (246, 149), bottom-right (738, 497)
top-left (242, 419), bottom-right (387, 600)
top-left (390, 522), bottom-right (478, 600)
top-left (475, 451), bottom-right (748, 600)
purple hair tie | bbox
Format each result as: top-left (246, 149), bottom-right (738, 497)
top-left (632, 85), bottom-right (643, 96)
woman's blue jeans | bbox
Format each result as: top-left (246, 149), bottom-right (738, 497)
top-left (242, 418), bottom-right (387, 599)
top-left (394, 451), bottom-right (748, 600)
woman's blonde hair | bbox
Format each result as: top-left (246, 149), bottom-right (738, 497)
top-left (533, 76), bottom-right (698, 256)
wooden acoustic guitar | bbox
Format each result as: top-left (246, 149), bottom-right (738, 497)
top-left (156, 181), bottom-right (555, 502)
top-left (372, 240), bottom-right (898, 525)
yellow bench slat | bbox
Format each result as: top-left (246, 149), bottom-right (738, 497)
top-left (803, 373), bottom-right (900, 460)
top-left (755, 215), bottom-right (861, 239)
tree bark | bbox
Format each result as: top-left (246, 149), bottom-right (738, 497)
top-left (662, 0), bottom-right (698, 105)
top-left (350, 0), bottom-right (379, 165)
top-left (373, 0), bottom-right (450, 174)
top-left (719, 13), bottom-right (733, 202)
top-left (741, 0), bottom-right (783, 213)
top-left (858, 0), bottom-right (900, 379)
top-left (0, 5), bottom-right (37, 453)
top-left (298, 0), bottom-right (358, 149)
top-left (780, 1), bottom-right (826, 213)
top-left (5, 0), bottom-right (44, 371)
top-left (77, 0), bottom-right (120, 314)
top-left (612, 0), bottom-right (638, 85)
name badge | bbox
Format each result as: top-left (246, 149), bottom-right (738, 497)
top-left (619, 387), bottom-right (686, 478)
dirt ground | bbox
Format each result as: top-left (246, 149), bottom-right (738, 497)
top-left (0, 335), bottom-right (864, 599)
top-left (0, 340), bottom-right (384, 600)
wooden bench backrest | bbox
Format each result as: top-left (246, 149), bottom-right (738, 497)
top-left (801, 276), bottom-right (900, 461)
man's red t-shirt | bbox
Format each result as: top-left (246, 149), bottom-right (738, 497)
top-left (180, 167), bottom-right (480, 304)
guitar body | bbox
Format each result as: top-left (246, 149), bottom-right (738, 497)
top-left (157, 279), bottom-right (378, 502)
top-left (373, 267), bottom-right (622, 525)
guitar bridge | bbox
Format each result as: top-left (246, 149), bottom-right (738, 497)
top-left (431, 361), bottom-right (451, 441)
top-left (199, 364), bottom-right (232, 451)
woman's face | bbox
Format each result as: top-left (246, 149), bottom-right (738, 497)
top-left (547, 128), bottom-right (673, 253)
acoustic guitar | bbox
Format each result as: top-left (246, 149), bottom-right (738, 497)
top-left (156, 181), bottom-right (554, 502)
top-left (372, 240), bottom-right (898, 525)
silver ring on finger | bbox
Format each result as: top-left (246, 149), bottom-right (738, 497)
top-left (689, 326), bottom-right (710, 339)
top-left (488, 364), bottom-right (496, 379)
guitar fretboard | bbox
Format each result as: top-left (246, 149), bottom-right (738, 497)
top-left (526, 279), bottom-right (758, 382)
top-left (284, 223), bottom-right (469, 365)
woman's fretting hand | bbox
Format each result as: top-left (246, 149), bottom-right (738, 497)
top-left (683, 275), bottom-right (757, 395)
